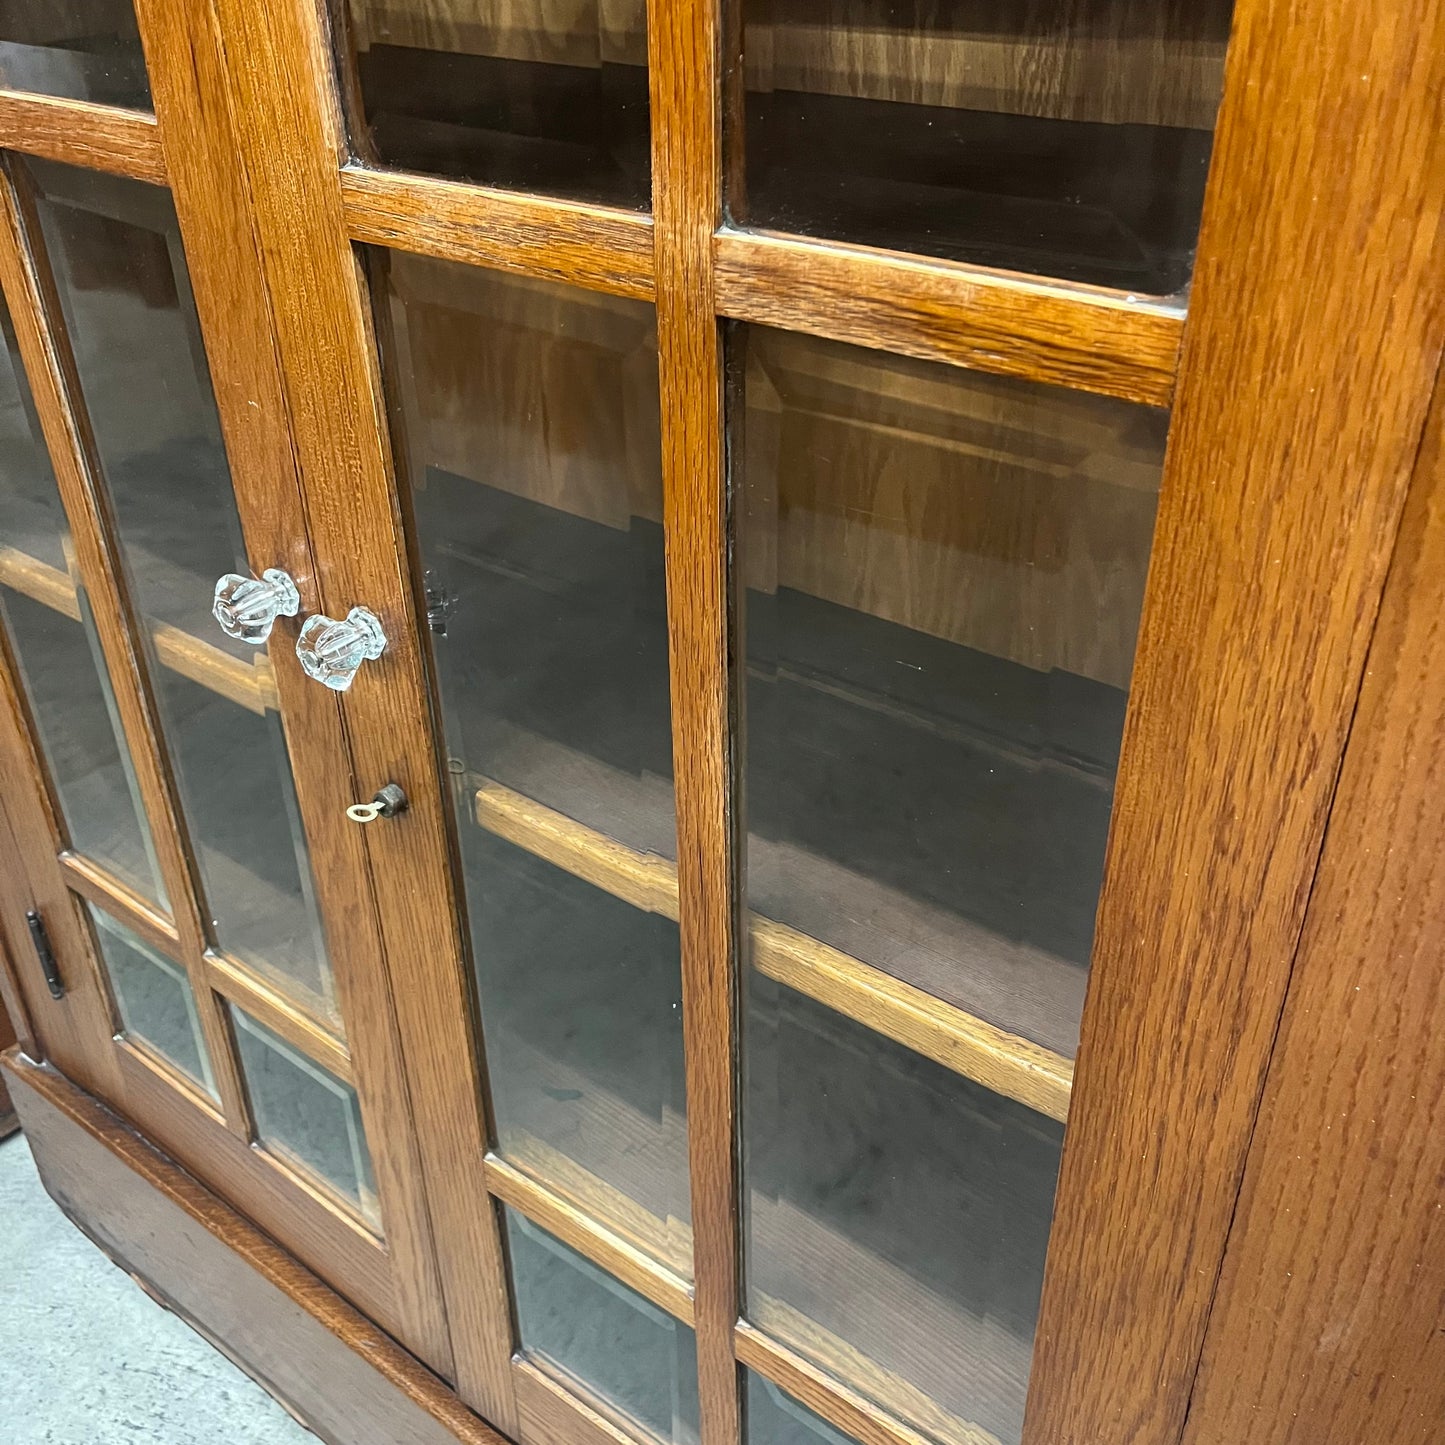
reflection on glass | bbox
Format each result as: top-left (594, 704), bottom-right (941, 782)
top-left (27, 158), bottom-right (339, 1031)
top-left (232, 1007), bottom-right (381, 1231)
top-left (731, 0), bottom-right (1235, 293)
top-left (0, 2), bottom-right (151, 109)
top-left (337, 0), bottom-right (650, 207)
top-left (91, 905), bottom-right (214, 1096)
top-left (734, 325), bottom-right (1165, 1444)
top-left (745, 977), bottom-right (1064, 1445)
top-left (0, 294), bottom-right (166, 904)
top-left (735, 324), bottom-right (1165, 1055)
top-left (507, 1208), bottom-right (700, 1444)
top-left (747, 1370), bottom-right (857, 1445)
top-left (373, 252), bottom-right (689, 1271)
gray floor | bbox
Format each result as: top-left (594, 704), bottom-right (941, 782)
top-left (0, 1130), bottom-right (314, 1445)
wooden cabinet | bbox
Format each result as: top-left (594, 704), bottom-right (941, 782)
top-left (0, 3), bottom-right (1440, 1445)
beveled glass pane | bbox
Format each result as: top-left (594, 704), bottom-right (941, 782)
top-left (506, 1208), bottom-right (700, 1445)
top-left (0, 294), bottom-right (165, 905)
top-left (26, 158), bottom-right (340, 1031)
top-left (746, 1371), bottom-right (856, 1445)
top-left (734, 325), bottom-right (1165, 1445)
top-left (730, 0), bottom-right (1235, 293)
top-left (0, 1), bottom-right (151, 110)
top-left (232, 1007), bottom-right (381, 1231)
top-left (372, 251), bottom-right (689, 1273)
top-left (91, 905), bottom-right (214, 1096)
top-left (337, 0), bottom-right (650, 207)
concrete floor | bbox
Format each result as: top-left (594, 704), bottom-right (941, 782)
top-left (0, 1130), bottom-right (314, 1445)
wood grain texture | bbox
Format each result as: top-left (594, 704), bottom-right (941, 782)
top-left (342, 165), bottom-right (655, 301)
top-left (3, 1050), bottom-right (507, 1445)
top-left (1022, 0), bottom-right (1445, 1440)
top-left (0, 91), bottom-right (165, 184)
top-left (133, 0), bottom-right (456, 1377)
top-left (484, 1152), bottom-right (695, 1325)
top-left (512, 1359), bottom-right (646, 1445)
top-left (165, 0), bottom-right (520, 1422)
top-left (0, 154), bottom-right (253, 1137)
top-left (715, 230), bottom-right (1183, 407)
top-left (1181, 375), bottom-right (1445, 1445)
top-left (648, 0), bottom-right (741, 1441)
top-left (59, 851), bottom-right (183, 959)
top-left (0, 850), bottom-right (39, 1062)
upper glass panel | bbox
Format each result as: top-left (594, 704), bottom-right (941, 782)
top-left (728, 0), bottom-right (1235, 294)
top-left (733, 324), bottom-right (1166, 1444)
top-left (337, 0), bottom-right (651, 208)
top-left (26, 158), bottom-right (341, 1031)
top-left (0, 2), bottom-right (151, 109)
top-left (371, 251), bottom-right (689, 1273)
top-left (506, 1208), bottom-right (700, 1445)
top-left (0, 292), bottom-right (166, 904)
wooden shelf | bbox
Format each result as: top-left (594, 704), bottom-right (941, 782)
top-left (473, 767), bottom-right (1071, 1121)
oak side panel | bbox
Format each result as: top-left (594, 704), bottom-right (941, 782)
top-left (1181, 376), bottom-right (1445, 1445)
top-left (151, 0), bottom-right (522, 1423)
top-left (1023, 1), bottom-right (1445, 1440)
top-left (648, 1), bottom-right (741, 1445)
top-left (0, 965), bottom-right (16, 1134)
top-left (2, 1051), bottom-right (503, 1445)
top-left (713, 231), bottom-right (1181, 407)
top-left (131, 0), bottom-right (455, 1377)
top-left (0, 92), bottom-right (165, 184)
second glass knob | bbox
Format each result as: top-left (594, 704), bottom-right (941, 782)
top-left (296, 606), bottom-right (387, 691)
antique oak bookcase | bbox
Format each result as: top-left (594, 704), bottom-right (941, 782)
top-left (0, 2), bottom-right (1440, 1444)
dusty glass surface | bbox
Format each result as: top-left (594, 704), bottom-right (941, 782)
top-left (373, 251), bottom-right (689, 1273)
top-left (0, 292), bottom-right (165, 904)
top-left (730, 0), bottom-right (1236, 293)
top-left (746, 1371), bottom-right (857, 1445)
top-left (233, 1007), bottom-right (381, 1231)
top-left (733, 324), bottom-right (1167, 1444)
top-left (91, 906), bottom-right (214, 1095)
top-left (29, 158), bottom-right (340, 1030)
top-left (507, 1208), bottom-right (700, 1444)
top-left (0, 2), bottom-right (151, 109)
top-left (338, 0), bottom-right (650, 207)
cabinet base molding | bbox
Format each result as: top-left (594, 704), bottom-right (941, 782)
top-left (0, 1048), bottom-right (504, 1445)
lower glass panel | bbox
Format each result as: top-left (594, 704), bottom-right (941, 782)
top-left (0, 2), bottom-right (151, 110)
top-left (27, 158), bottom-right (339, 1029)
top-left (90, 907), bottom-right (214, 1097)
top-left (232, 1008), bottom-right (381, 1232)
top-left (746, 1371), bottom-right (856, 1445)
top-left (506, 1208), bottom-right (700, 1445)
top-left (744, 974), bottom-right (1064, 1445)
top-left (371, 251), bottom-right (690, 1271)
top-left (0, 293), bottom-right (166, 905)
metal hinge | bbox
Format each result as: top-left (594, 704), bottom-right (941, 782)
top-left (26, 909), bottom-right (63, 1000)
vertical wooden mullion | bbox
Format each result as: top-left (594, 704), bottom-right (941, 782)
top-left (648, 7), bottom-right (741, 1445)
top-left (0, 156), bottom-right (251, 1136)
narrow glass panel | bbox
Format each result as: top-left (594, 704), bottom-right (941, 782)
top-left (0, 1), bottom-right (151, 109)
top-left (730, 0), bottom-right (1235, 294)
top-left (373, 252), bottom-right (689, 1272)
top-left (506, 1208), bottom-right (700, 1445)
top-left (232, 1007), bottom-right (381, 1231)
top-left (26, 158), bottom-right (340, 1031)
top-left (0, 293), bottom-right (165, 904)
top-left (336, 0), bottom-right (650, 208)
top-left (734, 325), bottom-right (1165, 1445)
top-left (747, 1371), bottom-right (857, 1445)
top-left (91, 905), bottom-right (214, 1096)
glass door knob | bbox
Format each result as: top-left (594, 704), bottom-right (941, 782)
top-left (212, 567), bottom-right (300, 644)
top-left (296, 606), bottom-right (387, 691)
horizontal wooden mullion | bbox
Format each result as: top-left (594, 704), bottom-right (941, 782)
top-left (714, 229), bottom-right (1182, 408)
top-left (340, 166), bottom-right (655, 302)
top-left (203, 951), bottom-right (353, 1085)
top-left (0, 91), bottom-right (166, 185)
top-left (513, 1357), bottom-right (653, 1445)
top-left (485, 1153), bottom-right (695, 1326)
top-left (472, 776), bottom-right (1070, 1118)
top-left (59, 851), bottom-right (182, 957)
